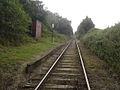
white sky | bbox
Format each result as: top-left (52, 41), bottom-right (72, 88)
top-left (41, 0), bottom-right (120, 32)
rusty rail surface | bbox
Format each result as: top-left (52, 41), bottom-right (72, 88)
top-left (34, 42), bottom-right (71, 90)
top-left (76, 41), bottom-right (91, 90)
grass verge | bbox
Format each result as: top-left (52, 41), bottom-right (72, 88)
top-left (0, 32), bottom-right (69, 89)
top-left (0, 32), bottom-right (69, 70)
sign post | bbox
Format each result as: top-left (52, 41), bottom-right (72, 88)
top-left (51, 24), bottom-right (54, 43)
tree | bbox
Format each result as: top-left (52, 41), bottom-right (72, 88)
top-left (20, 1), bottom-right (73, 36)
top-left (77, 16), bottom-right (95, 35)
top-left (0, 0), bottom-right (31, 45)
top-left (20, 0), bottom-right (46, 22)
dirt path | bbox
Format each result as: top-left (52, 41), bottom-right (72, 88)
top-left (79, 42), bottom-right (120, 90)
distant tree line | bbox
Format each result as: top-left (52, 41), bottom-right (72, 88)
top-left (76, 16), bottom-right (95, 37)
top-left (0, 0), bottom-right (73, 45)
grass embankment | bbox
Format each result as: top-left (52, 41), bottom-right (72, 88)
top-left (81, 24), bottom-right (120, 74)
top-left (0, 36), bottom-right (68, 64)
top-left (0, 38), bottom-right (56, 64)
top-left (0, 28), bottom-right (69, 70)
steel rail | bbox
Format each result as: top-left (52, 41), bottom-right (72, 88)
top-left (34, 42), bottom-right (71, 90)
top-left (76, 42), bottom-right (91, 90)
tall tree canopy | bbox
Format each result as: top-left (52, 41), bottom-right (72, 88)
top-left (20, 0), bottom-right (46, 22)
top-left (77, 16), bottom-right (95, 36)
top-left (20, 0), bottom-right (73, 36)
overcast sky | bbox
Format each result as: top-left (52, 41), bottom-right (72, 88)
top-left (41, 0), bottom-right (120, 32)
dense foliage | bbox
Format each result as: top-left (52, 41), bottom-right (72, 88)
top-left (20, 1), bottom-right (73, 36)
top-left (0, 0), bottom-right (31, 45)
top-left (82, 24), bottom-right (120, 73)
top-left (0, 0), bottom-right (73, 46)
top-left (76, 16), bottom-right (95, 37)
top-left (20, 0), bottom-right (46, 22)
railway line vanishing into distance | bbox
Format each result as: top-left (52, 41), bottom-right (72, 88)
top-left (20, 40), bottom-right (90, 90)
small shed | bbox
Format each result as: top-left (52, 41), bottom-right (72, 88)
top-left (32, 19), bottom-right (42, 37)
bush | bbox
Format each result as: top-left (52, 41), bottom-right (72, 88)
top-left (82, 25), bottom-right (120, 73)
top-left (0, 0), bottom-right (31, 46)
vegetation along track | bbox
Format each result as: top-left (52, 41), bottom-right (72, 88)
top-left (20, 40), bottom-right (90, 90)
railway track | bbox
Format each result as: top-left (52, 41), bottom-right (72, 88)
top-left (20, 40), bottom-right (90, 90)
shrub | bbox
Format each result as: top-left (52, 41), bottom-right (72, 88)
top-left (0, 0), bottom-right (31, 46)
top-left (82, 25), bottom-right (120, 73)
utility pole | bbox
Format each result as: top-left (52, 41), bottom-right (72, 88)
top-left (51, 24), bottom-right (54, 43)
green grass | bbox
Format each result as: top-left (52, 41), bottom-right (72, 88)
top-left (0, 40), bottom-right (57, 64)
top-left (0, 34), bottom-right (67, 65)
top-left (0, 23), bottom-right (71, 74)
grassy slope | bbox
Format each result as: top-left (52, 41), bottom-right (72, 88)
top-left (0, 37), bottom-right (57, 64)
top-left (0, 30), bottom-right (69, 70)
